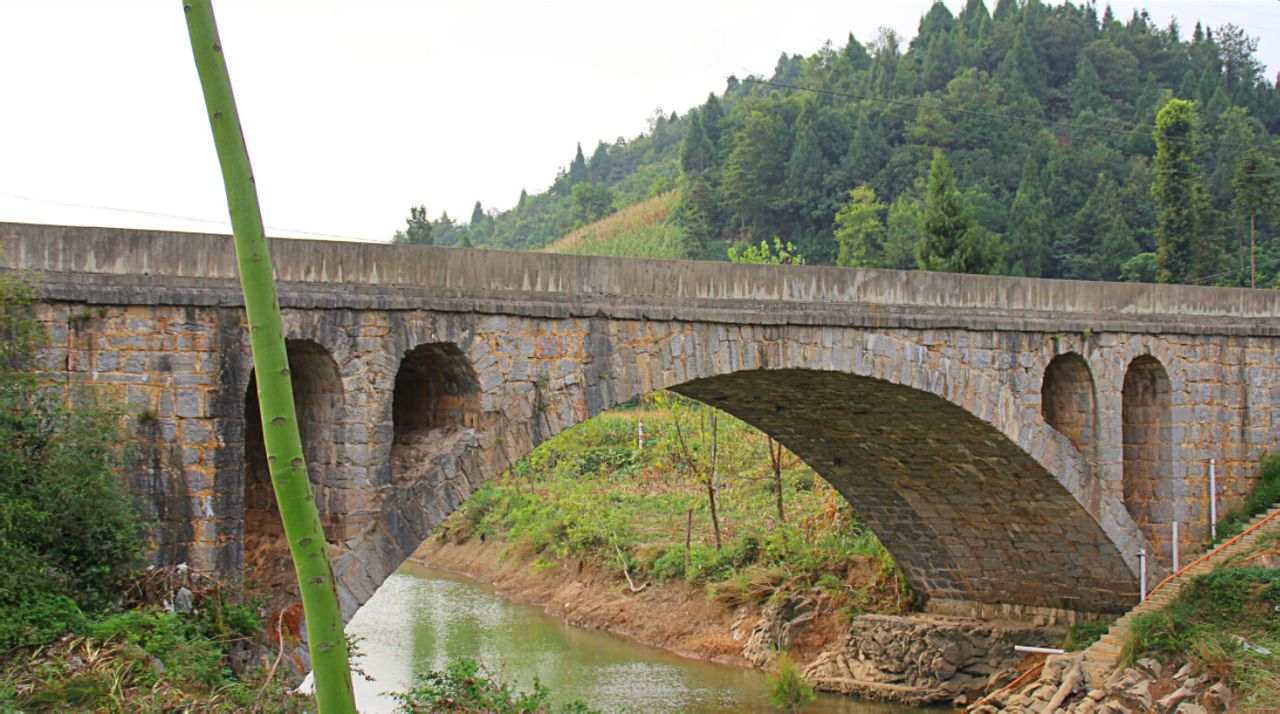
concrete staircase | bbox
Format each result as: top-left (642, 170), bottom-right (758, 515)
top-left (1080, 505), bottom-right (1280, 685)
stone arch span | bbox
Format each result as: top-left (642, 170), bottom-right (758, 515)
top-left (334, 322), bottom-right (1151, 619)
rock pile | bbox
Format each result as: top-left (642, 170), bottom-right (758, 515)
top-left (969, 653), bottom-right (1234, 713)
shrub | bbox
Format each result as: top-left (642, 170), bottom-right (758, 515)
top-left (648, 545), bottom-right (687, 580)
top-left (392, 656), bottom-right (596, 713)
top-left (0, 274), bottom-right (144, 642)
top-left (0, 592), bottom-right (87, 650)
top-left (766, 652), bottom-right (814, 712)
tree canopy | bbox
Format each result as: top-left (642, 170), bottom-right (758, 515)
top-left (393, 3), bottom-right (1280, 286)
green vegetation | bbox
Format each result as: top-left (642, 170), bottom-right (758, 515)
top-left (767, 652), bottom-right (816, 713)
top-left (1215, 453), bottom-right (1280, 543)
top-left (438, 401), bottom-right (912, 614)
top-left (542, 192), bottom-right (685, 259)
top-left (0, 273), bottom-right (310, 710)
top-left (0, 271), bottom-right (144, 650)
top-left (391, 657), bottom-right (595, 713)
top-left (1062, 619), bottom-right (1112, 651)
top-left (1123, 562), bottom-right (1280, 709)
top-left (399, 3), bottom-right (1280, 288)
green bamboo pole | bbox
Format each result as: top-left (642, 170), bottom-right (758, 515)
top-left (181, 2), bottom-right (356, 711)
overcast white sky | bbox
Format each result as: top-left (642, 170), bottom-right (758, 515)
top-left (2, 1), bottom-right (1278, 242)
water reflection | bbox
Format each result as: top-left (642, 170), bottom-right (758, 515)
top-left (345, 561), bottom-right (921, 713)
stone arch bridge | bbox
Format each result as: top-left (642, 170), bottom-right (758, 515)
top-left (5, 222), bottom-right (1280, 621)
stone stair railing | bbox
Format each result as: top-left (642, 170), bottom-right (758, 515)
top-left (1080, 504), bottom-right (1280, 685)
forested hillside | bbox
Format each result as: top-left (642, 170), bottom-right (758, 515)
top-left (397, 0), bottom-right (1280, 287)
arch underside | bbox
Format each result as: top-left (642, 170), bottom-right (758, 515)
top-left (673, 370), bottom-right (1138, 614)
top-left (343, 365), bottom-right (1143, 618)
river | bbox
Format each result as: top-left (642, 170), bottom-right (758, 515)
top-left (344, 560), bottom-right (925, 713)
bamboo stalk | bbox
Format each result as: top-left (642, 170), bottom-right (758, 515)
top-left (181, 2), bottom-right (355, 711)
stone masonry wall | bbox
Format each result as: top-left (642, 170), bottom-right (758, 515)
top-left (10, 223), bottom-right (1280, 620)
top-left (31, 297), bottom-right (1280, 618)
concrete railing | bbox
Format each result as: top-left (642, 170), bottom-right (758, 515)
top-left (5, 221), bottom-right (1280, 330)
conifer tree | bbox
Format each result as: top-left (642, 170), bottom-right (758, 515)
top-left (834, 185), bottom-right (888, 267)
top-left (568, 143), bottom-right (589, 186)
top-left (1152, 99), bottom-right (1217, 283)
top-left (917, 150), bottom-right (1003, 274)
top-left (1006, 157), bottom-right (1051, 277)
top-left (1077, 173), bottom-right (1139, 281)
top-left (1233, 150), bottom-right (1276, 287)
top-left (1069, 54), bottom-right (1106, 116)
top-left (679, 110), bottom-right (714, 175)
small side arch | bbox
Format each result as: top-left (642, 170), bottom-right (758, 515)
top-left (1122, 354), bottom-right (1173, 564)
top-left (1042, 352), bottom-right (1097, 456)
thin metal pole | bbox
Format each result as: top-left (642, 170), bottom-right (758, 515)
top-left (1172, 521), bottom-right (1180, 571)
top-left (1139, 548), bottom-right (1147, 599)
top-left (1210, 458), bottom-right (1218, 541)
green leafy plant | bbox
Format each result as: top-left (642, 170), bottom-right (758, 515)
top-left (766, 652), bottom-right (815, 712)
top-left (391, 657), bottom-right (596, 713)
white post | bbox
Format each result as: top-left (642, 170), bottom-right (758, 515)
top-left (1172, 521), bottom-right (1180, 572)
top-left (1210, 458), bottom-right (1218, 541)
top-left (637, 420), bottom-right (644, 451)
top-left (1139, 549), bottom-right (1147, 600)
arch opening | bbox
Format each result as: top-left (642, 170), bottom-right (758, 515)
top-left (390, 342), bottom-right (481, 484)
top-left (1041, 352), bottom-right (1096, 456)
top-left (393, 343), bottom-right (480, 438)
top-left (1122, 355), bottom-right (1173, 564)
top-left (243, 339), bottom-right (345, 601)
top-left (355, 367), bottom-right (1139, 619)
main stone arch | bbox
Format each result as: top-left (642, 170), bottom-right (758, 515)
top-left (335, 318), bottom-right (1151, 620)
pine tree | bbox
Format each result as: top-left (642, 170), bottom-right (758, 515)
top-left (917, 150), bottom-right (1003, 274)
top-left (1152, 99), bottom-right (1217, 283)
top-left (1069, 53), bottom-right (1106, 116)
top-left (568, 143), bottom-right (588, 186)
top-left (724, 108), bottom-right (791, 238)
top-left (883, 196), bottom-right (924, 270)
top-left (1233, 150), bottom-right (1276, 287)
top-left (700, 93), bottom-right (725, 153)
top-left (834, 185), bottom-right (888, 268)
top-left (1006, 157), bottom-right (1051, 277)
top-left (844, 112), bottom-right (888, 185)
top-left (679, 110), bottom-right (714, 175)
top-left (958, 0), bottom-right (992, 43)
top-left (923, 30), bottom-right (960, 92)
top-left (1077, 173), bottom-right (1139, 281)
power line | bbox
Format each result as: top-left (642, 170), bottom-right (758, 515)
top-left (0, 191), bottom-right (384, 243)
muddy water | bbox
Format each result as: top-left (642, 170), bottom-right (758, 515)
top-left (345, 561), bottom-right (924, 713)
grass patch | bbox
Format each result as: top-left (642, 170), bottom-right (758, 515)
top-left (438, 399), bottom-right (912, 616)
top-left (1062, 619), bottom-right (1112, 651)
top-left (542, 192), bottom-right (687, 259)
top-left (1123, 565), bottom-right (1280, 710)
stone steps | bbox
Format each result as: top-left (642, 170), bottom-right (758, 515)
top-left (1080, 504), bottom-right (1280, 685)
